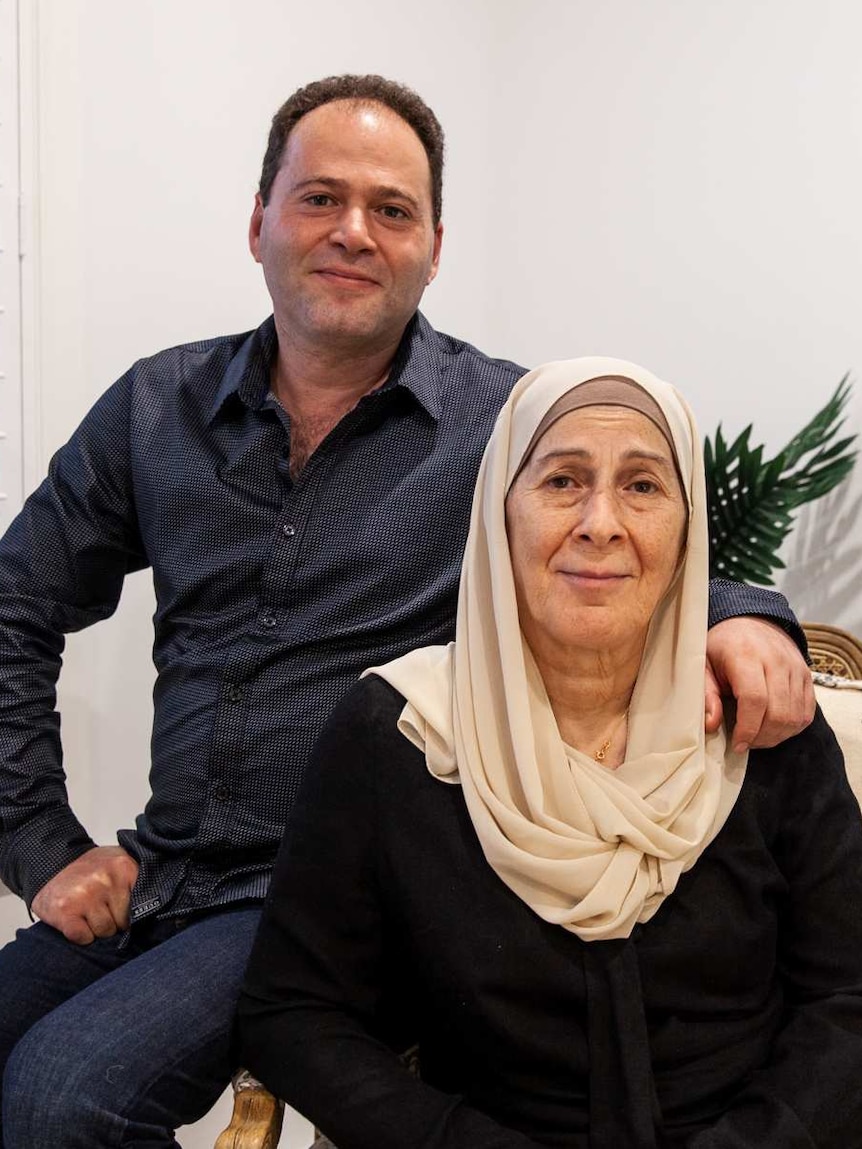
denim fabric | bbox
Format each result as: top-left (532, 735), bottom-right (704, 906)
top-left (0, 907), bottom-right (260, 1148)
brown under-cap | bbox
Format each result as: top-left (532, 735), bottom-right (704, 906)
top-left (520, 375), bottom-right (677, 474)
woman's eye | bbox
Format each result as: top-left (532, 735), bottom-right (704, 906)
top-left (547, 475), bottom-right (574, 490)
top-left (629, 479), bottom-right (658, 495)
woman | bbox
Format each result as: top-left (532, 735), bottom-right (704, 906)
top-left (238, 359), bottom-right (862, 1148)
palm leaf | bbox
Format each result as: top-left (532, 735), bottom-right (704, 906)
top-left (704, 376), bottom-right (856, 585)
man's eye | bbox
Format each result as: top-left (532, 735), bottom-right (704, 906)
top-left (380, 205), bottom-right (409, 219)
top-left (305, 194), bottom-right (333, 207)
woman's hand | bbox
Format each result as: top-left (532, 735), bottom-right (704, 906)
top-left (705, 617), bottom-right (815, 753)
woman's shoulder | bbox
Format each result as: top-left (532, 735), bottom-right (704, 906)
top-left (746, 704), bottom-right (848, 790)
top-left (309, 673), bottom-right (421, 784)
top-left (325, 673), bottom-right (410, 738)
top-left (742, 704), bottom-right (861, 843)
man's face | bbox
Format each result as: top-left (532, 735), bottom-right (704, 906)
top-left (249, 100), bottom-right (443, 357)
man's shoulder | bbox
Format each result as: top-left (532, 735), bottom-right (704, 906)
top-left (113, 320), bottom-right (272, 424)
top-left (426, 320), bottom-right (526, 389)
top-left (129, 326), bottom-right (258, 381)
top-left (411, 315), bottom-right (527, 425)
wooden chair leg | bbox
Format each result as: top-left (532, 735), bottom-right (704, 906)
top-left (214, 1070), bottom-right (284, 1149)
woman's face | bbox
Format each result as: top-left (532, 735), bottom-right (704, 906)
top-left (505, 406), bottom-right (688, 664)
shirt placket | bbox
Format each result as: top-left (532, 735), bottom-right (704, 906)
top-left (176, 404), bottom-right (375, 905)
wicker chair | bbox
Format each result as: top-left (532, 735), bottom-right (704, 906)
top-left (803, 622), bottom-right (862, 679)
top-left (217, 624), bottom-right (862, 1149)
top-left (803, 623), bottom-right (862, 808)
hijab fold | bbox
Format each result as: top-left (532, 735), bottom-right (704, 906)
top-left (367, 357), bottom-right (746, 941)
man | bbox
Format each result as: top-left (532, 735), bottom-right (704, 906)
top-left (0, 75), bottom-right (812, 1145)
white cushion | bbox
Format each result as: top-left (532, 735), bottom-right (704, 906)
top-left (815, 680), bottom-right (862, 809)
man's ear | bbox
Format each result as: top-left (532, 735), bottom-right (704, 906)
top-left (427, 222), bottom-right (444, 285)
top-left (249, 194), bottom-right (264, 263)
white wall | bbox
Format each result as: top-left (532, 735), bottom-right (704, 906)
top-left (481, 0), bottom-right (862, 627)
top-left (3, 0), bottom-right (862, 1144)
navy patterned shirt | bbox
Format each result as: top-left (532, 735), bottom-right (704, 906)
top-left (0, 312), bottom-right (800, 921)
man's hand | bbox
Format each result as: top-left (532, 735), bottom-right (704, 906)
top-left (31, 845), bottom-right (139, 945)
top-left (705, 617), bottom-right (815, 753)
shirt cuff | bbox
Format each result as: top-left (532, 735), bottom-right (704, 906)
top-left (1, 805), bottom-right (96, 910)
top-left (707, 578), bottom-right (809, 661)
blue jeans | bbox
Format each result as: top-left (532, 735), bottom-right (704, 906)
top-left (0, 906), bottom-right (261, 1148)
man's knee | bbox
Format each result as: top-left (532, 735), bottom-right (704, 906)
top-left (3, 1015), bottom-right (123, 1148)
top-left (4, 1026), bottom-right (48, 1140)
top-left (1, 909), bottom-right (261, 1145)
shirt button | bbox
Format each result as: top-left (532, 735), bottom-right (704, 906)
top-left (226, 684), bottom-right (244, 703)
top-left (260, 612), bottom-right (277, 629)
top-left (282, 523), bottom-right (296, 537)
top-left (214, 784), bottom-right (230, 802)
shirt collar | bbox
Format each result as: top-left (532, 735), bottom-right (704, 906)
top-left (207, 316), bottom-right (278, 424)
top-left (207, 310), bottom-right (443, 424)
top-left (376, 312), bottom-right (442, 421)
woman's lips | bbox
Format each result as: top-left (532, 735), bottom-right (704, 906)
top-left (559, 571), bottom-right (631, 589)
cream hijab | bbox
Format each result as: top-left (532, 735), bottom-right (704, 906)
top-left (366, 358), bottom-right (747, 941)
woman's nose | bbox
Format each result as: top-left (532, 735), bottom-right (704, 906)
top-left (575, 489), bottom-right (624, 544)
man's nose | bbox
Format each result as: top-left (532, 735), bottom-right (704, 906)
top-left (330, 207), bottom-right (376, 254)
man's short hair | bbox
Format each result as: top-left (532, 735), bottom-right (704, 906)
top-left (258, 74), bottom-right (445, 226)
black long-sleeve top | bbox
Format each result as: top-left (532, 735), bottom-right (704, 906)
top-left (239, 676), bottom-right (862, 1149)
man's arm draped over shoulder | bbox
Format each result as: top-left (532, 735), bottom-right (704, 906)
top-left (706, 579), bottom-right (813, 751)
top-left (0, 369), bottom-right (147, 908)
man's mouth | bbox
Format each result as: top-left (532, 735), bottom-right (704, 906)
top-left (314, 268), bottom-right (379, 287)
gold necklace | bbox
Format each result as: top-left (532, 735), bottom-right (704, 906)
top-left (593, 711), bottom-right (629, 762)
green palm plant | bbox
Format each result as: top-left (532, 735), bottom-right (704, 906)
top-left (704, 377), bottom-right (857, 586)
